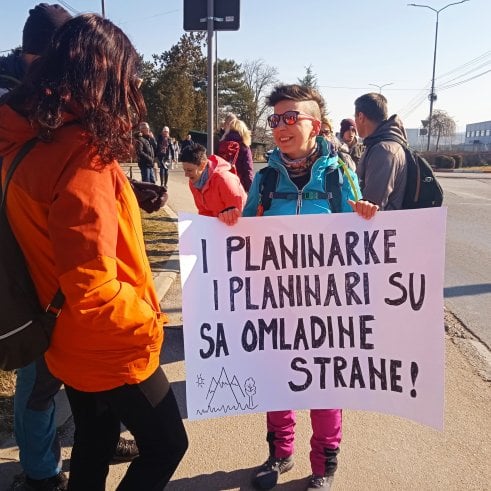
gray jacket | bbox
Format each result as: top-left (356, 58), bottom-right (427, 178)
top-left (356, 115), bottom-right (408, 210)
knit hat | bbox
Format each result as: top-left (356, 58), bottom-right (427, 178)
top-left (22, 3), bottom-right (72, 55)
top-left (340, 118), bottom-right (357, 136)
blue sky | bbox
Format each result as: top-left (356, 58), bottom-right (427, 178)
top-left (2, 0), bottom-right (490, 132)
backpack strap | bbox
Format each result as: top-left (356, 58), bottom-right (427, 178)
top-left (1, 138), bottom-right (38, 211)
top-left (0, 138), bottom-right (65, 316)
top-left (337, 157), bottom-right (360, 202)
top-left (256, 166), bottom-right (278, 216)
top-left (256, 161), bottom-right (356, 216)
top-left (324, 167), bottom-right (342, 214)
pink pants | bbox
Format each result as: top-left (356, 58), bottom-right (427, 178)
top-left (266, 409), bottom-right (342, 476)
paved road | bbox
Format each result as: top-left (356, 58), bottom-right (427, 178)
top-left (437, 173), bottom-right (491, 348)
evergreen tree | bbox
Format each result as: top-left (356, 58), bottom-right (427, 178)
top-left (297, 65), bottom-right (318, 89)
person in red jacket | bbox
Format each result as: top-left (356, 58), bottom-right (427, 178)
top-left (0, 13), bottom-right (187, 490)
top-left (181, 143), bottom-right (246, 225)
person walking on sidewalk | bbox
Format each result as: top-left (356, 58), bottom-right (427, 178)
top-left (135, 122), bottom-right (157, 183)
top-left (0, 5), bottom-right (138, 491)
top-left (242, 84), bottom-right (378, 491)
top-left (156, 126), bottom-right (174, 186)
top-left (0, 13), bottom-right (187, 490)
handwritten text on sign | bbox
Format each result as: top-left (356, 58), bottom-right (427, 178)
top-left (178, 209), bottom-right (446, 429)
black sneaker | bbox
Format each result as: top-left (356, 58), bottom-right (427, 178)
top-left (306, 474), bottom-right (334, 490)
top-left (252, 455), bottom-right (294, 490)
top-left (111, 436), bottom-right (139, 463)
top-left (24, 471), bottom-right (68, 491)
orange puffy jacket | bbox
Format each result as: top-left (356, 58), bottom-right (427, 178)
top-left (0, 105), bottom-right (166, 391)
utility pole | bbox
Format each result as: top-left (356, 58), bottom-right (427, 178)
top-left (206, 0), bottom-right (215, 155)
top-left (408, 0), bottom-right (470, 151)
top-left (368, 82), bottom-right (393, 94)
top-left (101, 0), bottom-right (105, 18)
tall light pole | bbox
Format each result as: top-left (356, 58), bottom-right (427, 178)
top-left (408, 0), bottom-right (470, 151)
top-left (101, 0), bottom-right (105, 18)
top-left (368, 82), bottom-right (393, 94)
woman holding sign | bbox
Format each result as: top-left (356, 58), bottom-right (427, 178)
top-left (242, 85), bottom-right (378, 491)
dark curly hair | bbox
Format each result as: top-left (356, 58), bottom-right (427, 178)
top-left (8, 13), bottom-right (146, 163)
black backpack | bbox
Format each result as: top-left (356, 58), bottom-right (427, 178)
top-left (0, 139), bottom-right (64, 371)
top-left (365, 136), bottom-right (443, 209)
top-left (256, 158), bottom-right (359, 216)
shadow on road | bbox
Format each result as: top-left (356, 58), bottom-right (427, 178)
top-left (444, 283), bottom-right (491, 297)
top-left (166, 467), bottom-right (308, 490)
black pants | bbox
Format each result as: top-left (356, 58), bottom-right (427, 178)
top-left (65, 367), bottom-right (187, 491)
top-left (159, 162), bottom-right (169, 188)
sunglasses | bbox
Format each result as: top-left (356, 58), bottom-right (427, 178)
top-left (267, 110), bottom-right (317, 129)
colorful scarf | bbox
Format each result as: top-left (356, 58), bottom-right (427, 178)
top-left (279, 141), bottom-right (320, 178)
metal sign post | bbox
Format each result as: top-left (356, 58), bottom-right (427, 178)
top-left (183, 0), bottom-right (240, 153)
top-left (206, 0), bottom-right (215, 155)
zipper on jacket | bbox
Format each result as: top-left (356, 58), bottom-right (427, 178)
top-left (296, 189), bottom-right (303, 215)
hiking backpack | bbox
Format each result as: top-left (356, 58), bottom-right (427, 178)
top-left (217, 140), bottom-right (241, 171)
top-left (0, 139), bottom-right (65, 371)
top-left (256, 158), bottom-right (359, 216)
top-left (364, 136), bottom-right (443, 209)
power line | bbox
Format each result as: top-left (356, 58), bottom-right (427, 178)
top-left (57, 0), bottom-right (79, 15)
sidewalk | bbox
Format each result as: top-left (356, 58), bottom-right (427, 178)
top-left (1, 201), bottom-right (490, 490)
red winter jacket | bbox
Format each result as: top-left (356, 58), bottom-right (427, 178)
top-left (188, 154), bottom-right (247, 216)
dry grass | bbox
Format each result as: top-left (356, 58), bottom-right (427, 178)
top-left (0, 206), bottom-right (178, 442)
top-left (0, 370), bottom-right (16, 441)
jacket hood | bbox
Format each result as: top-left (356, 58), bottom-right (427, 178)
top-left (208, 154), bottom-right (234, 174)
top-left (0, 105), bottom-right (80, 159)
top-left (363, 114), bottom-right (407, 147)
top-left (222, 130), bottom-right (243, 144)
top-left (0, 104), bottom-right (39, 158)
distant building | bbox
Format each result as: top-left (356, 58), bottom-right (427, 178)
top-left (405, 128), bottom-right (465, 151)
top-left (465, 121), bottom-right (491, 145)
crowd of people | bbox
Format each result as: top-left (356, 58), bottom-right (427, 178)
top-left (0, 3), bottom-right (412, 491)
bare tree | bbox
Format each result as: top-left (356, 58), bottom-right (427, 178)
top-left (428, 109), bottom-right (457, 151)
top-left (242, 59), bottom-right (279, 138)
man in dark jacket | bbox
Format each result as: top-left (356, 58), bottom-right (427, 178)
top-left (354, 93), bottom-right (408, 210)
top-left (135, 122), bottom-right (157, 183)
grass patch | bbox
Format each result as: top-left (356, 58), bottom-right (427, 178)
top-left (141, 206), bottom-right (179, 271)
top-left (0, 206), bottom-right (178, 443)
top-left (0, 369), bottom-right (16, 441)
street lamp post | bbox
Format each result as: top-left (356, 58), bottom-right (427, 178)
top-left (368, 82), bottom-right (393, 94)
top-left (408, 0), bottom-right (470, 151)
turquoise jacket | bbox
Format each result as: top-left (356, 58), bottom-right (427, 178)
top-left (243, 136), bottom-right (362, 217)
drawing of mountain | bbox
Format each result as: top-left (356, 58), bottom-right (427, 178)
top-left (206, 367), bottom-right (246, 410)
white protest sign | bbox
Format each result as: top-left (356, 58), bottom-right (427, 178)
top-left (178, 208), bottom-right (447, 429)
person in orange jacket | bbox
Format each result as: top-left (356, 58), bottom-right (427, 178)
top-left (0, 13), bottom-right (187, 490)
top-left (182, 143), bottom-right (247, 225)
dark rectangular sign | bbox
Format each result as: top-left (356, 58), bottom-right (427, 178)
top-left (183, 0), bottom-right (240, 31)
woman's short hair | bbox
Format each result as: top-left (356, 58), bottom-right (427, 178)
top-left (266, 84), bottom-right (326, 121)
top-left (180, 143), bottom-right (207, 165)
